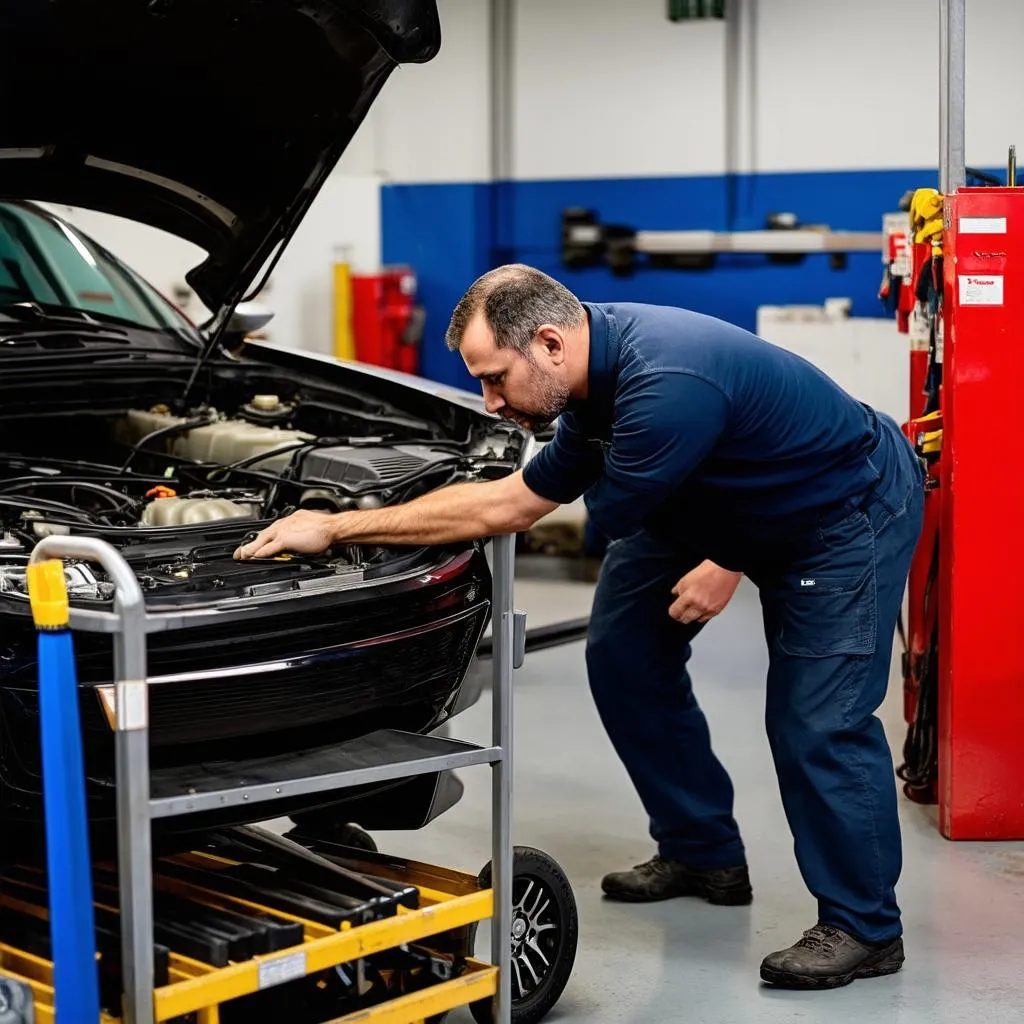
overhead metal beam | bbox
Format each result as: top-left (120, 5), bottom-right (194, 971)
top-left (939, 0), bottom-right (966, 193)
top-left (488, 0), bottom-right (514, 265)
top-left (724, 0), bottom-right (741, 227)
top-left (489, 0), bottom-right (514, 183)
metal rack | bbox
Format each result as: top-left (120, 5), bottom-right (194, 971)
top-left (26, 531), bottom-right (525, 1024)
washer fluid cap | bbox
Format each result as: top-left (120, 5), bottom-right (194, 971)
top-left (251, 394), bottom-right (281, 411)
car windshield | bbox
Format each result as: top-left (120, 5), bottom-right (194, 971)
top-left (0, 201), bottom-right (195, 333)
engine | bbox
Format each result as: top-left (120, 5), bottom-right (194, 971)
top-left (0, 398), bottom-right (480, 589)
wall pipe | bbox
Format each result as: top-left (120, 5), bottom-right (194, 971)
top-left (939, 0), bottom-right (966, 193)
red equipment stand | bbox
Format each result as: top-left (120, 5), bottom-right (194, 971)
top-left (936, 187), bottom-right (1024, 839)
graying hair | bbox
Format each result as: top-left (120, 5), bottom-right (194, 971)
top-left (445, 264), bottom-right (586, 354)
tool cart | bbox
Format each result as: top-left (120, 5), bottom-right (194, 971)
top-left (2, 531), bottom-right (578, 1024)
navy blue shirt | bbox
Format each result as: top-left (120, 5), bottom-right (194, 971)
top-left (522, 302), bottom-right (884, 569)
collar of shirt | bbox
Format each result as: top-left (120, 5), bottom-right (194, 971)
top-left (575, 302), bottom-right (619, 424)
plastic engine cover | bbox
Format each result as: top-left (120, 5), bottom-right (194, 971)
top-left (298, 445), bottom-right (455, 488)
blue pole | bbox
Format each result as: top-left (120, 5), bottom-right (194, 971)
top-left (28, 559), bottom-right (100, 1023)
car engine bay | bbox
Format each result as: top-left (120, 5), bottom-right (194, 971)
top-left (0, 382), bottom-right (523, 606)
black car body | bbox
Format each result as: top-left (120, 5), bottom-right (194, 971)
top-left (0, 0), bottom-right (531, 848)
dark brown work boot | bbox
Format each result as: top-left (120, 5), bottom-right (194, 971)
top-left (760, 924), bottom-right (905, 989)
top-left (601, 854), bottom-right (752, 905)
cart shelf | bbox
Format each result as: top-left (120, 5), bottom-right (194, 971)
top-left (148, 729), bottom-right (501, 819)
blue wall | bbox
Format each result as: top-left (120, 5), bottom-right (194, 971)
top-left (381, 183), bottom-right (493, 392)
top-left (383, 168), bottom-right (943, 390)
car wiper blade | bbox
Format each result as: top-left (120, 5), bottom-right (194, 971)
top-left (0, 302), bottom-right (129, 337)
top-left (0, 344), bottom-right (195, 364)
top-left (0, 301), bottom-right (201, 349)
top-left (0, 331), bottom-right (132, 348)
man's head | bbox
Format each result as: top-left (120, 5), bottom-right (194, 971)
top-left (446, 264), bottom-right (588, 432)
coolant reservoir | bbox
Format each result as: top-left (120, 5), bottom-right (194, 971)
top-left (120, 408), bottom-right (313, 472)
top-left (172, 420), bottom-right (313, 470)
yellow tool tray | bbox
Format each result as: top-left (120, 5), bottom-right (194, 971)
top-left (0, 850), bottom-right (496, 1024)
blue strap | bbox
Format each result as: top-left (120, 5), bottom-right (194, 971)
top-left (37, 627), bottom-right (101, 1022)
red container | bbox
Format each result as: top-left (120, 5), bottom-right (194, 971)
top-left (350, 267), bottom-right (423, 376)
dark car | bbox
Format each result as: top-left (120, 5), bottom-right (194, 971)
top-left (0, 0), bottom-right (532, 850)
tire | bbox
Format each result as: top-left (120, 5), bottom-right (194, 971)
top-left (334, 823), bottom-right (378, 853)
top-left (469, 847), bottom-right (578, 1024)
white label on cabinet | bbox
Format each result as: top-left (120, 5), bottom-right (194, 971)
top-left (958, 274), bottom-right (1004, 305)
top-left (959, 216), bottom-right (1007, 234)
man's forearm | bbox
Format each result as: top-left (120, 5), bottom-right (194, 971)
top-left (234, 470), bottom-right (559, 561)
top-left (331, 477), bottom-right (533, 546)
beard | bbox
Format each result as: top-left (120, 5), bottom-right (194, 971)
top-left (504, 360), bottom-right (570, 432)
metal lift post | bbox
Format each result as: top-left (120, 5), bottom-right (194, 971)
top-left (27, 532), bottom-right (523, 1024)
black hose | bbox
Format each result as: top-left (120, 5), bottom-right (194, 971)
top-left (0, 478), bottom-right (138, 512)
top-left (896, 532), bottom-right (940, 802)
top-left (0, 494), bottom-right (96, 522)
top-left (202, 440), bottom-right (326, 482)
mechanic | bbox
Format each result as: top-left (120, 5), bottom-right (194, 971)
top-left (236, 264), bottom-right (925, 990)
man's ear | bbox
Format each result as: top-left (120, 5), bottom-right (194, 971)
top-left (535, 325), bottom-right (566, 365)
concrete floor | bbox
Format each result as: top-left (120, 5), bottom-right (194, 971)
top-left (278, 570), bottom-right (1024, 1023)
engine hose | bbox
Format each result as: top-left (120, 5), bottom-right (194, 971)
top-left (0, 494), bottom-right (95, 522)
top-left (202, 437), bottom-right (357, 484)
top-left (0, 479), bottom-right (138, 512)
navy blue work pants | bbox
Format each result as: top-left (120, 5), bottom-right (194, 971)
top-left (585, 415), bottom-right (924, 943)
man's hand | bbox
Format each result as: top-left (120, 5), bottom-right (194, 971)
top-left (668, 560), bottom-right (742, 625)
top-left (234, 509), bottom-right (337, 560)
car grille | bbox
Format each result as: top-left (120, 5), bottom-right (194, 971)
top-left (0, 564), bottom-right (490, 782)
top-left (144, 606), bottom-right (485, 747)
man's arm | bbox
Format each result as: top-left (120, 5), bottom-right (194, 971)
top-left (234, 470), bottom-right (557, 559)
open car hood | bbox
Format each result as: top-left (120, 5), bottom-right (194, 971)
top-left (0, 0), bottom-right (440, 324)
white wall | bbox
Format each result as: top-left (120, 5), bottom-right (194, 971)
top-left (369, 0), bottom-right (492, 183)
top-left (754, 0), bottom-right (1024, 173)
top-left (756, 306), bottom-right (909, 424)
top-left (255, 174), bottom-right (382, 355)
top-left (513, 0), bottom-right (726, 179)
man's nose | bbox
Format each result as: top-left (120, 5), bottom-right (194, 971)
top-left (483, 385), bottom-right (505, 414)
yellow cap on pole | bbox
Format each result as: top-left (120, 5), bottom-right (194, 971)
top-left (27, 559), bottom-right (70, 629)
top-left (333, 260), bottom-right (356, 362)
